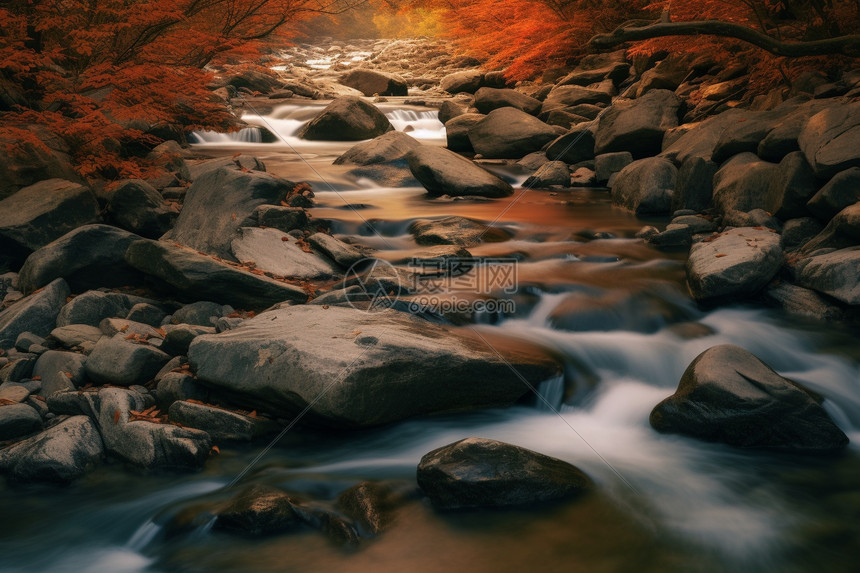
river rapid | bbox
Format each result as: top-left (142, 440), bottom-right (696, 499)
top-left (2, 98), bottom-right (859, 573)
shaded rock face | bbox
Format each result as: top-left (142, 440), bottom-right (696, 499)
top-left (298, 97), bottom-right (393, 141)
top-left (473, 88), bottom-right (541, 115)
top-left (213, 484), bottom-right (303, 537)
top-left (188, 306), bottom-right (560, 428)
top-left (405, 146), bottom-right (513, 198)
top-left (444, 113), bottom-right (484, 152)
top-left (686, 227), bottom-right (782, 304)
top-left (0, 278), bottom-right (69, 349)
top-left (55, 290), bottom-right (150, 328)
top-left (168, 400), bottom-right (277, 442)
top-left (802, 202), bottom-right (860, 253)
top-left (333, 131), bottom-right (421, 166)
top-left (673, 156), bottom-right (717, 213)
top-left (611, 157), bottom-right (676, 215)
top-left (545, 128), bottom-right (596, 165)
top-left (106, 180), bottom-right (175, 239)
top-left (409, 216), bottom-right (510, 247)
top-left (339, 69), bottom-right (407, 97)
top-left (125, 240), bottom-right (307, 309)
top-left (711, 153), bottom-right (780, 215)
top-left (163, 166), bottom-right (295, 260)
top-left (416, 438), bottom-right (591, 509)
top-left (595, 90), bottom-right (681, 158)
top-left (468, 107), bottom-right (558, 159)
top-left (0, 403), bottom-right (42, 441)
top-left (524, 161), bottom-right (570, 188)
top-left (17, 225), bottom-right (142, 295)
top-left (541, 85), bottom-right (612, 115)
top-left (650, 345), bottom-right (848, 454)
top-left (799, 101), bottom-right (860, 178)
top-left (557, 50), bottom-right (629, 87)
top-left (796, 246), bottom-right (860, 305)
top-left (84, 336), bottom-right (170, 386)
top-left (766, 151), bottom-right (818, 220)
top-left (0, 415), bottom-right (104, 483)
top-left (806, 167), bottom-right (860, 220)
top-left (440, 70), bottom-right (483, 94)
top-left (0, 179), bottom-right (100, 265)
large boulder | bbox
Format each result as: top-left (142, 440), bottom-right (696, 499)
top-left (416, 438), bottom-right (591, 509)
top-left (0, 403), bottom-right (42, 441)
top-left (524, 161), bottom-right (570, 188)
top-left (0, 416), bottom-right (104, 483)
top-left (766, 151), bottom-right (818, 219)
top-left (802, 202), bottom-right (860, 252)
top-left (84, 336), bottom-right (170, 386)
top-left (298, 97), bottom-right (393, 141)
top-left (0, 179), bottom-right (100, 265)
top-left (0, 278), bottom-right (69, 349)
top-left (409, 216), bottom-right (510, 247)
top-left (796, 246), bottom-right (860, 305)
top-left (595, 90), bottom-right (681, 158)
top-left (711, 153), bottom-right (780, 215)
top-left (672, 156), bottom-right (717, 212)
top-left (473, 88), bottom-right (541, 115)
top-left (650, 345), bottom-right (848, 454)
top-left (440, 70), bottom-right (483, 94)
top-left (405, 146), bottom-right (513, 198)
top-left (17, 225), bottom-right (142, 295)
top-left (635, 54), bottom-right (695, 96)
top-left (162, 166), bottom-right (296, 260)
top-left (339, 69), bottom-right (407, 96)
top-left (444, 113), bottom-right (484, 152)
top-left (124, 240), bottom-right (307, 309)
top-left (231, 227), bottom-right (338, 279)
top-left (798, 101), bottom-right (860, 178)
top-left (105, 180), bottom-right (175, 238)
top-left (661, 109), bottom-right (755, 164)
top-left (806, 167), bottom-right (860, 220)
top-left (556, 50), bottom-right (629, 87)
top-left (686, 227), bottom-right (782, 304)
top-left (541, 85), bottom-right (612, 115)
top-left (468, 107), bottom-right (557, 159)
top-left (610, 157), bottom-right (676, 215)
top-left (333, 131), bottom-right (421, 166)
top-left (544, 128), bottom-right (596, 164)
top-left (188, 305), bottom-right (560, 428)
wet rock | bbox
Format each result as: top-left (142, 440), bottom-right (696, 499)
top-left (524, 161), bottom-right (570, 188)
top-left (0, 403), bottom-right (42, 441)
top-left (416, 437), bottom-right (591, 509)
top-left (255, 205), bottom-right (309, 234)
top-left (231, 227), bottom-right (338, 279)
top-left (468, 107), bottom-right (558, 159)
top-left (767, 152), bottom-right (819, 220)
top-left (0, 179), bottom-right (100, 265)
top-left (670, 215), bottom-right (717, 234)
top-left (0, 278), bottom-right (69, 349)
top-left (650, 345), bottom-right (848, 454)
top-left (570, 167), bottom-right (596, 187)
top-left (444, 113), bottom-right (484, 152)
top-left (163, 165), bottom-right (297, 260)
top-left (405, 146), bottom-right (513, 198)
top-left (307, 233), bottom-right (364, 268)
top-left (516, 152), bottom-right (548, 172)
top-left (686, 227), bottom-right (782, 304)
top-left (0, 415), bottom-right (104, 483)
top-left (548, 288), bottom-right (695, 333)
top-left (339, 69), bottom-right (407, 96)
top-left (799, 101), bottom-right (860, 178)
top-left (105, 180), bottom-right (175, 239)
top-left (595, 90), bottom-right (681, 158)
top-left (541, 85), bottom-right (611, 115)
top-left (409, 216), bottom-right (509, 247)
top-left (473, 88), bottom-right (541, 115)
top-left (32, 350), bottom-right (86, 396)
top-left (188, 305), bottom-right (560, 428)
top-left (223, 69), bottom-right (282, 94)
top-left (440, 70), bottom-right (483, 94)
top-left (17, 225), bottom-right (142, 295)
top-left (594, 152), bottom-right (633, 185)
top-left (806, 167), bottom-right (860, 220)
top-left (610, 157), bottom-right (676, 215)
top-left (125, 240), bottom-right (307, 309)
top-left (213, 484), bottom-right (303, 537)
top-left (168, 401), bottom-right (277, 442)
top-left (84, 336), bottom-right (170, 386)
top-left (672, 157), bottom-right (716, 213)
top-left (346, 159), bottom-right (420, 187)
top-left (764, 283), bottom-right (844, 323)
top-left (298, 97), bottom-right (392, 141)
top-left (544, 128), bottom-right (596, 165)
top-left (337, 481), bottom-right (417, 535)
top-left (333, 131), bottom-right (421, 166)
top-left (187, 155), bottom-right (265, 179)
top-left (796, 246), bottom-right (860, 305)
top-left (712, 153), bottom-right (780, 215)
top-left (645, 224), bottom-right (693, 249)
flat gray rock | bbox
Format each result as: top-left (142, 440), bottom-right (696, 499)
top-left (796, 246), bottom-right (860, 305)
top-left (0, 278), bottom-right (69, 349)
top-left (231, 227), bottom-right (338, 279)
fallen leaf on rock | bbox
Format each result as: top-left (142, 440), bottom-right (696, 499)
top-left (210, 446), bottom-right (220, 456)
top-left (113, 410), bottom-right (121, 424)
top-left (715, 254), bottom-right (727, 257)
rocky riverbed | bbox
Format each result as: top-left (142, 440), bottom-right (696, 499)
top-left (1, 36), bottom-right (859, 572)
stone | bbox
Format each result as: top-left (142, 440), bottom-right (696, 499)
top-left (14, 331), bottom-right (43, 353)
top-left (126, 303), bottom-right (167, 327)
top-left (801, 202), bottom-right (860, 253)
top-left (188, 305), bottom-right (560, 428)
top-left (346, 160), bottom-right (420, 188)
top-left (723, 209), bottom-right (781, 231)
top-left (646, 225), bottom-right (693, 249)
top-left (163, 165), bottom-right (298, 260)
top-left (56, 290), bottom-right (147, 328)
top-left (155, 372), bottom-right (210, 409)
top-left (187, 155), bottom-right (265, 180)
top-left (672, 157), bottom-right (718, 213)
top-left (806, 167), bottom-right (860, 221)
top-left (231, 227), bottom-right (338, 279)
top-left (333, 131), bottom-right (421, 166)
top-left (544, 128), bottom-right (596, 165)
top-left (49, 324), bottom-right (103, 348)
top-left (255, 205), bottom-right (309, 234)
top-left (0, 416), bottom-right (103, 483)
top-left (712, 153), bottom-right (780, 215)
top-left (710, 108), bottom-right (785, 164)
top-left (595, 90), bottom-right (681, 158)
top-left (124, 239), bottom-right (307, 309)
top-left (796, 246), bottom-right (860, 305)
top-left (610, 157), bottom-right (677, 215)
top-left (524, 161), bottom-right (570, 188)
top-left (781, 217), bottom-right (824, 250)
top-left (337, 481), bottom-right (416, 535)
top-left (437, 100), bottom-right (466, 124)
top-left (764, 283), bottom-right (844, 323)
top-left (468, 107), bottom-right (558, 159)
top-left (661, 109), bottom-right (755, 164)
top-left (307, 233), bottom-right (365, 268)
top-left (213, 484), bottom-right (303, 537)
top-left (0, 133), bottom-right (79, 200)
top-left (473, 88), bottom-right (541, 115)
top-left (84, 336), bottom-right (171, 386)
top-left (105, 180), bottom-right (175, 239)
top-left (548, 288), bottom-right (696, 333)
top-left (570, 167), bottom-right (596, 187)
top-left (98, 317), bottom-right (163, 339)
top-left (0, 278), bottom-right (69, 349)
top-left (339, 69), bottom-right (407, 96)
top-left (17, 225), bottom-right (142, 295)
top-left (635, 55), bottom-right (693, 96)
top-left (444, 113), bottom-right (484, 152)
top-left (594, 152), bottom-right (633, 185)
top-left (670, 215), bottom-right (717, 234)
top-left (686, 227), bottom-right (783, 304)
top-left (0, 403), bottom-right (42, 441)
top-left (224, 69), bottom-right (282, 93)
top-left (650, 345), bottom-right (848, 454)
top-left (160, 324), bottom-right (213, 356)
top-left (767, 151), bottom-right (819, 219)
top-left (516, 152), bottom-right (548, 172)
top-left (541, 85), bottom-right (612, 115)
top-left (798, 101), bottom-right (860, 178)
top-left (405, 147), bottom-right (514, 198)
top-left (0, 179), bottom-right (100, 264)
top-left (557, 50), bottom-right (629, 87)
top-left (409, 216), bottom-right (510, 247)
top-left (298, 97), bottom-right (393, 141)
top-left (416, 438), bottom-right (591, 509)
top-left (168, 401), bottom-right (278, 442)
top-left (32, 350), bottom-right (86, 396)
top-left (440, 70), bottom-right (483, 94)
top-left (171, 301), bottom-right (226, 327)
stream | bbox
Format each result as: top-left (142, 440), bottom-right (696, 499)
top-left (2, 99), bottom-right (859, 573)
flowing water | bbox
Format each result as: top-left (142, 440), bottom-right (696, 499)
top-left (2, 102), bottom-right (859, 573)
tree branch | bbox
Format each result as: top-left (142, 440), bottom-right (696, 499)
top-left (589, 19), bottom-right (860, 57)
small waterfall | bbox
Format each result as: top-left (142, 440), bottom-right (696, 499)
top-left (125, 519), bottom-right (162, 552)
top-left (385, 109), bottom-right (445, 140)
top-left (535, 373), bottom-right (564, 411)
top-left (188, 126), bottom-right (264, 144)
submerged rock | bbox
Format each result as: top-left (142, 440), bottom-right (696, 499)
top-left (213, 484), bottom-right (304, 537)
top-left (650, 345), bottom-right (848, 454)
top-left (417, 437), bottom-right (591, 509)
top-left (409, 216), bottom-right (510, 247)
